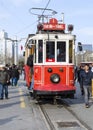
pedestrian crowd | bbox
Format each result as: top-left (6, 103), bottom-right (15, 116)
top-left (75, 63), bottom-right (93, 108)
top-left (0, 64), bottom-right (20, 100)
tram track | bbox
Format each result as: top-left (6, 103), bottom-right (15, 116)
top-left (28, 91), bottom-right (92, 130)
top-left (37, 98), bottom-right (92, 130)
top-left (58, 98), bottom-right (92, 130)
top-left (39, 103), bottom-right (56, 130)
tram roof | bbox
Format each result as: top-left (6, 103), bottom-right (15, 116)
top-left (25, 33), bottom-right (76, 47)
top-left (29, 33), bottom-right (75, 40)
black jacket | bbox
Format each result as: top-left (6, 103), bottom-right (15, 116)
top-left (77, 68), bottom-right (84, 82)
top-left (11, 68), bottom-right (19, 79)
top-left (0, 70), bottom-right (10, 85)
top-left (80, 70), bottom-right (93, 86)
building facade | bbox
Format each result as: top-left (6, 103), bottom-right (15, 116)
top-left (0, 30), bottom-right (8, 65)
top-left (0, 30), bottom-right (15, 65)
top-left (76, 44), bottom-right (93, 66)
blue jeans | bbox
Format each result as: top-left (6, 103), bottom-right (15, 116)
top-left (83, 85), bottom-right (91, 105)
top-left (0, 84), bottom-right (8, 99)
top-left (30, 76), bottom-right (34, 90)
top-left (0, 83), bottom-right (3, 99)
top-left (2, 85), bottom-right (8, 99)
top-left (11, 77), bottom-right (18, 86)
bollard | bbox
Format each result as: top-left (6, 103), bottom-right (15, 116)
top-left (92, 79), bottom-right (93, 97)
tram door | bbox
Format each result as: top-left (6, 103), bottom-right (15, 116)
top-left (34, 40), bottom-right (43, 86)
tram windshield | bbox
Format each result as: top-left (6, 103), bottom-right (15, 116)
top-left (36, 39), bottom-right (73, 63)
top-left (57, 41), bottom-right (66, 62)
top-left (46, 41), bottom-right (55, 62)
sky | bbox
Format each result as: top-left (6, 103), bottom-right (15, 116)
top-left (0, 0), bottom-right (93, 48)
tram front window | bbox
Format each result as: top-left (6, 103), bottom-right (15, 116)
top-left (38, 40), bottom-right (43, 63)
top-left (46, 41), bottom-right (55, 62)
top-left (57, 42), bottom-right (66, 62)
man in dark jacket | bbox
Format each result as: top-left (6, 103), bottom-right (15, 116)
top-left (80, 64), bottom-right (93, 108)
top-left (11, 65), bottom-right (19, 86)
top-left (0, 65), bottom-right (10, 99)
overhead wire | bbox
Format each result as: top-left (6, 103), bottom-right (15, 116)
top-left (15, 20), bottom-right (38, 35)
top-left (0, 0), bottom-right (51, 35)
top-left (42, 0), bottom-right (51, 15)
top-left (15, 0), bottom-right (51, 35)
top-left (0, 0), bottom-right (51, 36)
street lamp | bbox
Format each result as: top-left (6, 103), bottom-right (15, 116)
top-left (6, 37), bottom-right (26, 65)
top-left (6, 38), bottom-right (18, 65)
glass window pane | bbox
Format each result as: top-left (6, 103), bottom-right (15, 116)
top-left (69, 40), bottom-right (73, 63)
top-left (46, 41), bottom-right (55, 62)
top-left (34, 40), bottom-right (36, 63)
top-left (38, 40), bottom-right (43, 63)
top-left (57, 42), bottom-right (66, 62)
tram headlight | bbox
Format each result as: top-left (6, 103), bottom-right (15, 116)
top-left (68, 24), bottom-right (74, 32)
top-left (50, 74), bottom-right (60, 83)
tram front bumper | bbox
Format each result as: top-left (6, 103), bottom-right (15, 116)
top-left (34, 89), bottom-right (75, 96)
top-left (33, 84), bottom-right (76, 96)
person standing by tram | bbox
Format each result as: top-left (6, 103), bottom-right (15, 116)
top-left (77, 65), bottom-right (84, 95)
top-left (11, 64), bottom-right (20, 86)
top-left (80, 64), bottom-right (93, 108)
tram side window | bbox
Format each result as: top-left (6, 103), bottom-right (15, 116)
top-left (34, 40), bottom-right (36, 63)
top-left (69, 40), bottom-right (73, 63)
top-left (46, 41), bottom-right (55, 61)
top-left (38, 40), bottom-right (43, 63)
top-left (57, 42), bottom-right (66, 62)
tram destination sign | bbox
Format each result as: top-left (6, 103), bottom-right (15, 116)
top-left (43, 23), bottom-right (65, 31)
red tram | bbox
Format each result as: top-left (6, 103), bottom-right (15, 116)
top-left (25, 12), bottom-right (76, 99)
